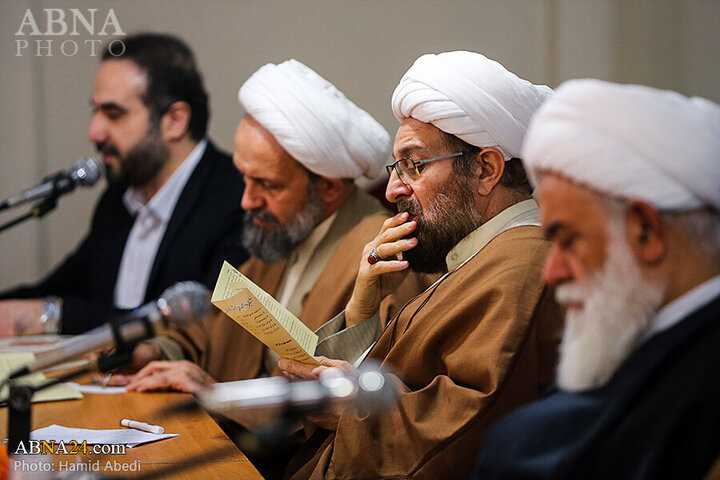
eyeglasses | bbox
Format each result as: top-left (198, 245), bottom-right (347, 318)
top-left (385, 152), bottom-right (464, 185)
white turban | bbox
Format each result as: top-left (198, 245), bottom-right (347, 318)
top-left (391, 51), bottom-right (553, 159)
top-left (522, 79), bottom-right (720, 212)
top-left (238, 59), bottom-right (390, 179)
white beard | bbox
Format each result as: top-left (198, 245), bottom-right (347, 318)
top-left (555, 217), bottom-right (666, 392)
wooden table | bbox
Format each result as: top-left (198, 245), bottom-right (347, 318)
top-left (1, 384), bottom-right (265, 479)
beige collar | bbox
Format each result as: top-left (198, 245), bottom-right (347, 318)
top-left (276, 211), bottom-right (337, 310)
top-left (445, 199), bottom-right (541, 271)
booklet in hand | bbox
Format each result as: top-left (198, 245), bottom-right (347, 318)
top-left (211, 261), bottom-right (320, 365)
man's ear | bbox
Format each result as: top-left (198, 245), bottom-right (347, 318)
top-left (625, 200), bottom-right (666, 265)
top-left (314, 176), bottom-right (348, 204)
top-left (161, 101), bottom-right (191, 142)
top-left (476, 147), bottom-right (505, 196)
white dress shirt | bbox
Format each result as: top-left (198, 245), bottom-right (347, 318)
top-left (114, 140), bottom-right (207, 309)
top-left (645, 273), bottom-right (720, 340)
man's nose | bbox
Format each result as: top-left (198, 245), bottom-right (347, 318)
top-left (385, 170), bottom-right (413, 204)
top-left (241, 182), bottom-right (265, 211)
top-left (88, 113), bottom-right (108, 145)
top-left (543, 244), bottom-right (574, 286)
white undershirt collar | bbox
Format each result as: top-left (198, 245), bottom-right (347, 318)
top-left (645, 274), bottom-right (720, 340)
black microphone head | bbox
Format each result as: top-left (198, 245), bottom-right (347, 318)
top-left (70, 157), bottom-right (102, 186)
top-left (157, 281), bottom-right (210, 328)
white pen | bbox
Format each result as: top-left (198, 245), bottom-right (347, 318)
top-left (120, 418), bottom-right (164, 435)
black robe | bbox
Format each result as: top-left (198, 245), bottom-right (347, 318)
top-left (473, 292), bottom-right (720, 480)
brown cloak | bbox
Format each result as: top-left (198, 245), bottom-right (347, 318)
top-left (286, 225), bottom-right (564, 480)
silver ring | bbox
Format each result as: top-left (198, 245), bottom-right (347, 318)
top-left (368, 248), bottom-right (381, 265)
top-left (102, 373), bottom-right (113, 387)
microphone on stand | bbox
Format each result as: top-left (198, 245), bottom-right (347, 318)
top-left (0, 157), bottom-right (102, 212)
top-left (7, 281), bottom-right (210, 380)
top-left (198, 362), bottom-right (397, 419)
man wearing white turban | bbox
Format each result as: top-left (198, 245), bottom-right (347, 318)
top-left (279, 51), bottom-right (563, 479)
top-left (110, 60), bottom-right (431, 400)
top-left (473, 79), bottom-right (720, 480)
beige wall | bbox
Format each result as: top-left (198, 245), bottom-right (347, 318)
top-left (0, 0), bottom-right (718, 290)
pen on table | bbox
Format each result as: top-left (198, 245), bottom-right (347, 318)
top-left (120, 418), bottom-right (164, 434)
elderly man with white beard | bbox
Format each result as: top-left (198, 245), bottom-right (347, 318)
top-left (473, 79), bottom-right (720, 480)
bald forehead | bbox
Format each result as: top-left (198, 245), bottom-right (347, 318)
top-left (234, 115), bottom-right (305, 174)
top-left (393, 117), bottom-right (447, 159)
top-left (538, 173), bottom-right (609, 238)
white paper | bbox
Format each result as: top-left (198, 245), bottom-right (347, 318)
top-left (66, 382), bottom-right (127, 395)
top-left (31, 424), bottom-right (178, 448)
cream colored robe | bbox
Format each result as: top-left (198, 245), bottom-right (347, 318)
top-left (285, 225), bottom-right (564, 480)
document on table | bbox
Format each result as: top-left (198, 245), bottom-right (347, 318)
top-left (66, 382), bottom-right (127, 395)
top-left (31, 424), bottom-right (178, 448)
top-left (0, 352), bottom-right (83, 403)
top-left (211, 261), bottom-right (319, 365)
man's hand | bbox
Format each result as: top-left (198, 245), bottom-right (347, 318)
top-left (123, 360), bottom-right (217, 394)
top-left (278, 356), bottom-right (359, 381)
top-left (345, 212), bottom-right (417, 326)
top-left (278, 356), bottom-right (358, 430)
top-left (93, 342), bottom-right (165, 386)
top-left (0, 299), bottom-right (45, 337)
top-left (129, 342), bottom-right (164, 372)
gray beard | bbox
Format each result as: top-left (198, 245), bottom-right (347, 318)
top-left (242, 182), bottom-right (324, 263)
top-left (555, 214), bottom-right (666, 391)
top-left (398, 175), bottom-right (482, 274)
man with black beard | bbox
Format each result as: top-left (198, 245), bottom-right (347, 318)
top-left (278, 51), bottom-right (564, 480)
top-left (473, 80), bottom-right (720, 480)
top-left (0, 33), bottom-right (248, 335)
top-left (113, 60), bottom-right (430, 397)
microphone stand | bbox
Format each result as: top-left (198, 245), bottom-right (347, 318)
top-left (0, 189), bottom-right (59, 234)
top-left (6, 350), bottom-right (135, 455)
top-left (5, 313), bottom-right (155, 455)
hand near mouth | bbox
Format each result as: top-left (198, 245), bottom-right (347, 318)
top-left (345, 211), bottom-right (418, 326)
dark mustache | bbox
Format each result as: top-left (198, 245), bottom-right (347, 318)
top-left (396, 198), bottom-right (422, 217)
top-left (95, 142), bottom-right (120, 157)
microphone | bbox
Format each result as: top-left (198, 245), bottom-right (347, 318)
top-left (7, 281), bottom-right (209, 379)
top-left (198, 362), bottom-right (397, 419)
top-left (0, 157), bottom-right (102, 211)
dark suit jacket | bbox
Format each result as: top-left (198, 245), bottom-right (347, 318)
top-left (0, 141), bottom-right (248, 334)
top-left (472, 292), bottom-right (720, 480)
